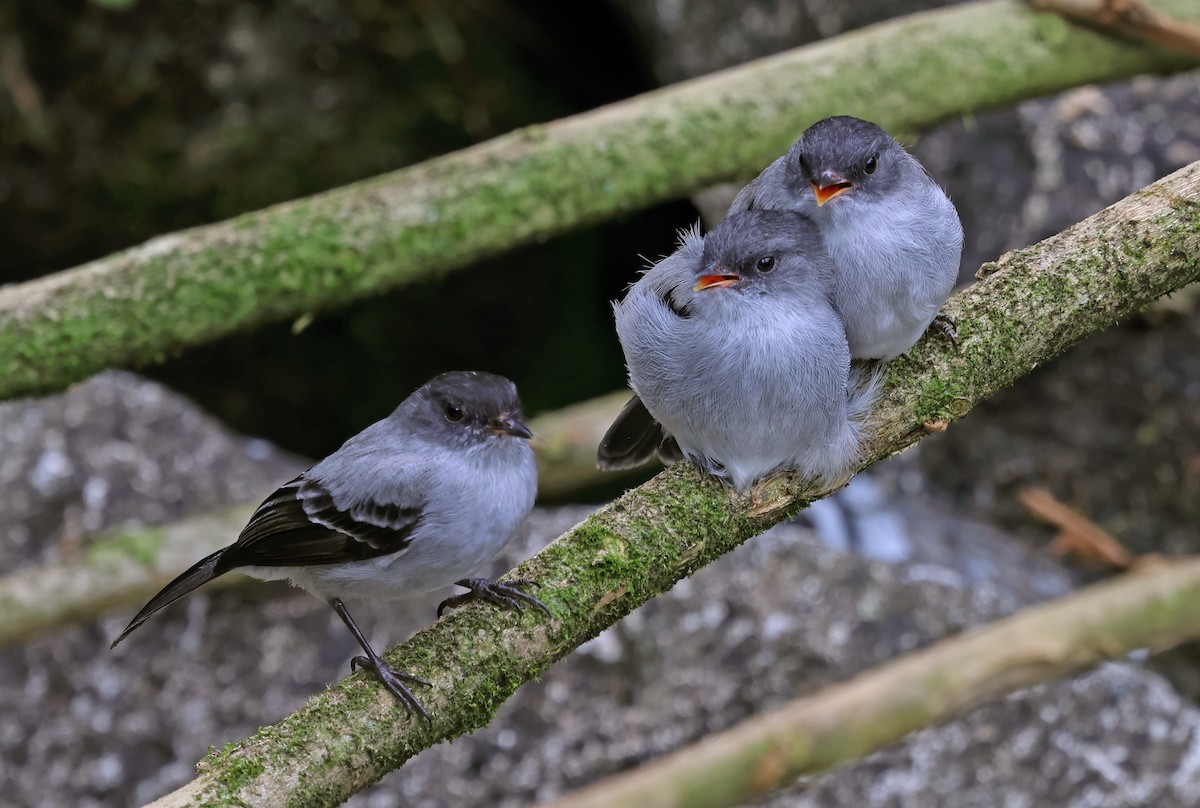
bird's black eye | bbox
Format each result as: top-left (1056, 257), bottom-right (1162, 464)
top-left (757, 256), bottom-right (776, 273)
top-left (796, 152), bottom-right (807, 173)
top-left (864, 155), bottom-right (878, 175)
top-left (443, 402), bottom-right (464, 422)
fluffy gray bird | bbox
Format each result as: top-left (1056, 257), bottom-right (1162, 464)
top-left (111, 370), bottom-right (543, 717)
top-left (730, 115), bottom-right (964, 361)
top-left (608, 210), bottom-right (877, 491)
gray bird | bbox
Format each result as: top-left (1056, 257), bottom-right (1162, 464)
top-left (608, 210), bottom-right (878, 492)
top-left (730, 115), bottom-right (964, 361)
top-left (111, 370), bottom-right (544, 717)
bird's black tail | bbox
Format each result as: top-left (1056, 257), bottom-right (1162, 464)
top-left (110, 548), bottom-right (227, 648)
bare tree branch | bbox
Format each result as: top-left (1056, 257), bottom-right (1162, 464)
top-left (1030, 0), bottom-right (1200, 58)
top-left (1019, 486), bottom-right (1135, 569)
top-left (532, 392), bottom-right (640, 499)
top-left (0, 505), bottom-right (253, 648)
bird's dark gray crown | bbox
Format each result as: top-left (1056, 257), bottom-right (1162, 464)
top-left (789, 115), bottom-right (903, 183)
top-left (405, 370), bottom-right (522, 433)
top-left (701, 209), bottom-right (823, 274)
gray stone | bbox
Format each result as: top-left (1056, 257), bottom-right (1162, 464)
top-left (0, 371), bottom-right (303, 569)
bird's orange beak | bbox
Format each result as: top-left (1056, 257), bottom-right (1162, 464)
top-left (693, 273), bottom-right (741, 291)
top-left (811, 177), bottom-right (852, 206)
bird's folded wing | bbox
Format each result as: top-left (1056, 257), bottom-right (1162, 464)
top-left (220, 475), bottom-right (424, 569)
top-left (598, 394), bottom-right (680, 470)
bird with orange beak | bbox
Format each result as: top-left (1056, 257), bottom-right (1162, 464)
top-left (730, 115), bottom-right (963, 361)
top-left (606, 210), bottom-right (878, 491)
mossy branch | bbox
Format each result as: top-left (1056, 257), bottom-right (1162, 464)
top-left (2, 0), bottom-right (1198, 403)
top-left (143, 162), bottom-right (1200, 808)
top-left (538, 555), bottom-right (1200, 808)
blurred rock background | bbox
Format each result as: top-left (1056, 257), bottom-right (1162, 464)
top-left (1, 0), bottom-right (1198, 806)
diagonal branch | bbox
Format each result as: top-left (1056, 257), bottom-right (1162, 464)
top-left (1019, 486), bottom-right (1135, 568)
top-left (1, 0), bottom-right (1198, 403)
top-left (144, 161), bottom-right (1200, 807)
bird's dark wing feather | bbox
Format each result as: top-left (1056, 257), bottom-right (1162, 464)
top-left (216, 475), bottom-right (424, 570)
top-left (597, 395), bottom-right (679, 471)
top-left (657, 434), bottom-right (683, 464)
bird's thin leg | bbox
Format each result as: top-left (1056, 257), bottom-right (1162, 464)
top-left (928, 312), bottom-right (959, 351)
top-left (437, 577), bottom-right (550, 618)
top-left (329, 597), bottom-right (430, 720)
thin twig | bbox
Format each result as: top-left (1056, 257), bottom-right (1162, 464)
top-left (1018, 486), bottom-right (1134, 569)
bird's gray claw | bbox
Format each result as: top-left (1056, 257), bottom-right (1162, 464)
top-left (437, 592), bottom-right (469, 617)
top-left (438, 577), bottom-right (551, 617)
top-left (350, 655), bottom-right (431, 720)
top-left (929, 313), bottom-right (958, 351)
